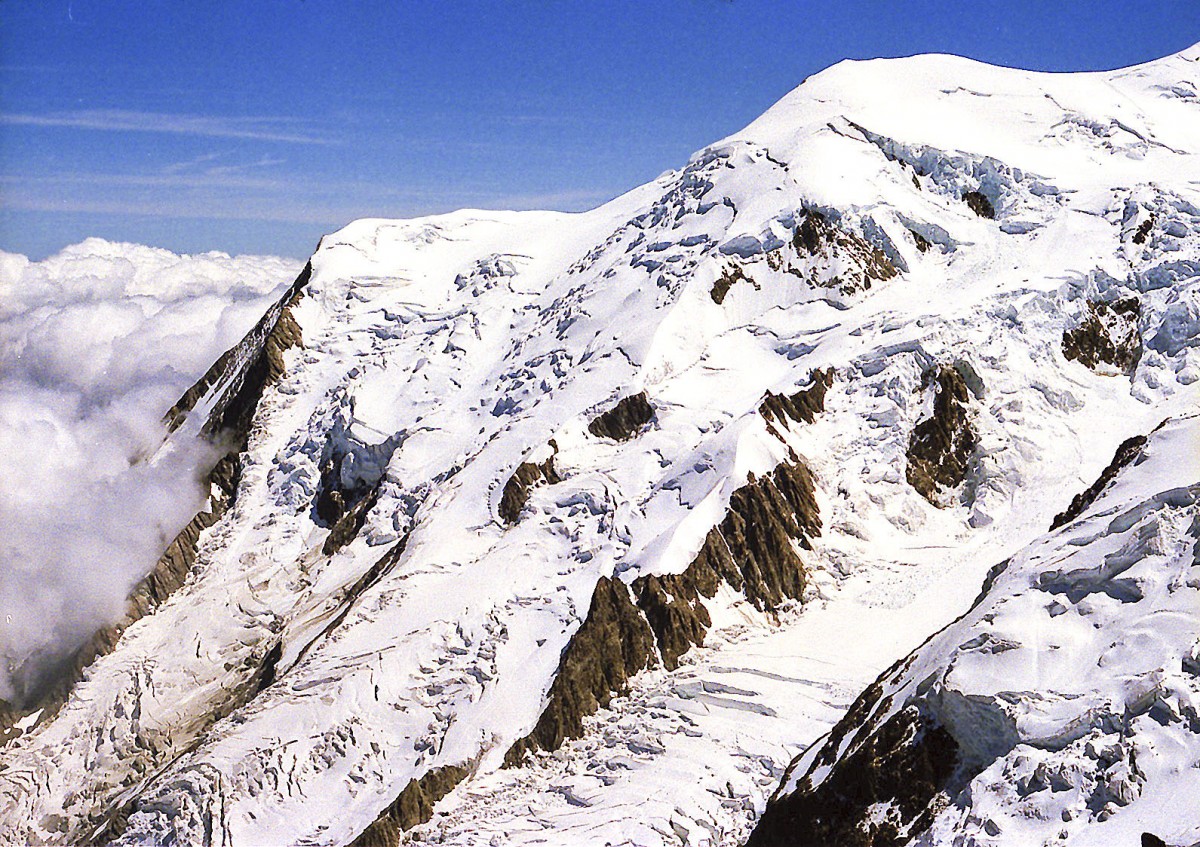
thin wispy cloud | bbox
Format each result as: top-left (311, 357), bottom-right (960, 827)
top-left (0, 173), bottom-right (619, 226)
top-left (160, 152), bottom-right (225, 175)
top-left (159, 152), bottom-right (288, 178)
top-left (1, 109), bottom-right (335, 145)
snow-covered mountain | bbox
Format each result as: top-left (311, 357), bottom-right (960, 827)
top-left (2, 44), bottom-right (1200, 846)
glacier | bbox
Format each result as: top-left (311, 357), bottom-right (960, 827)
top-left (1, 44), bottom-right (1200, 847)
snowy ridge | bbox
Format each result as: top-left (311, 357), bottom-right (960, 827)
top-left (1, 45), bottom-right (1200, 846)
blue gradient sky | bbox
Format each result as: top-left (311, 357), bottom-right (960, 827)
top-left (2, 1), bottom-right (1198, 259)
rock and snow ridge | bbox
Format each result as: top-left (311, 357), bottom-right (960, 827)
top-left (2, 44), bottom-right (1200, 846)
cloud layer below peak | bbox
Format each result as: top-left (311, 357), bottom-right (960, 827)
top-left (0, 239), bottom-right (300, 705)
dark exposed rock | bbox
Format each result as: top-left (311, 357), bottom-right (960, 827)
top-left (963, 190), bottom-right (995, 219)
top-left (1141, 834), bottom-right (1169, 847)
top-left (746, 704), bottom-right (960, 847)
top-left (503, 577), bottom-right (656, 765)
top-left (350, 763), bottom-right (471, 846)
top-left (588, 391), bottom-right (656, 441)
top-left (635, 459), bottom-right (818, 669)
top-left (1062, 298), bottom-right (1142, 375)
top-left (499, 452), bottom-right (562, 525)
top-left (255, 641), bottom-right (283, 693)
top-left (760, 368), bottom-right (834, 429)
top-left (787, 210), bottom-right (899, 295)
top-left (777, 209), bottom-right (902, 295)
top-left (314, 431), bottom-right (398, 548)
top-left (0, 701), bottom-right (20, 747)
top-left (1132, 215), bottom-right (1155, 245)
top-left (504, 377), bottom-right (830, 763)
top-left (906, 365), bottom-right (977, 505)
top-left (711, 263), bottom-right (753, 304)
top-left (792, 210), bottom-right (827, 255)
top-left (911, 230), bottom-right (932, 252)
top-left (634, 566), bottom-right (716, 672)
top-left (164, 262), bottom-right (311, 439)
top-left (1051, 434), bottom-right (1148, 530)
top-left (322, 480), bottom-right (383, 555)
top-left (506, 453), bottom-right (822, 764)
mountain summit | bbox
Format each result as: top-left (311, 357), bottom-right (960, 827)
top-left (3, 45), bottom-right (1200, 846)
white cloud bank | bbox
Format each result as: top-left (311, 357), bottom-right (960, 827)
top-left (0, 239), bottom-right (301, 705)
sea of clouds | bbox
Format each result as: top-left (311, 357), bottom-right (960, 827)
top-left (0, 238), bottom-right (300, 706)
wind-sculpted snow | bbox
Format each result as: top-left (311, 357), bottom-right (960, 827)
top-left (3, 45), bottom-right (1200, 847)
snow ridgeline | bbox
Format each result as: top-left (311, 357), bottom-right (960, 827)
top-left (2, 44), bottom-right (1200, 847)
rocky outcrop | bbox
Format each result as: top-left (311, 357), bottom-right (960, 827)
top-left (503, 577), bottom-right (657, 765)
top-left (711, 264), bottom-right (754, 304)
top-left (720, 212), bottom-right (898, 304)
top-left (760, 368), bottom-right (834, 429)
top-left (499, 452), bottom-right (562, 525)
top-left (963, 190), bottom-right (995, 219)
top-left (322, 480), bottom-right (384, 555)
top-left (506, 451), bottom-right (822, 763)
top-left (351, 763), bottom-right (472, 846)
top-left (746, 702), bottom-right (960, 847)
top-left (636, 458), bottom-right (819, 669)
top-left (1062, 297), bottom-right (1142, 375)
top-left (906, 365), bottom-right (977, 505)
top-left (587, 391), bottom-right (656, 441)
top-left (1132, 215), bottom-right (1155, 245)
top-left (1050, 433), bottom-right (1149, 530)
top-left (781, 210), bottom-right (898, 295)
top-left (164, 262), bottom-right (311, 439)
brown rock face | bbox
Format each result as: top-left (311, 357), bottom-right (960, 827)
top-left (503, 577), bottom-right (657, 765)
top-left (165, 262), bottom-right (310, 439)
top-left (1062, 298), bottom-right (1142, 375)
top-left (711, 264), bottom-right (753, 304)
top-left (786, 210), bottom-right (899, 295)
top-left (746, 704), bottom-right (960, 847)
top-left (636, 459), bottom-right (819, 669)
top-left (1132, 215), bottom-right (1155, 245)
top-left (760, 368), bottom-right (834, 429)
top-left (906, 365), bottom-right (977, 505)
top-left (963, 190), bottom-right (995, 219)
top-left (499, 454), bottom-right (562, 525)
top-left (505, 452), bottom-right (822, 763)
top-left (351, 763), bottom-right (471, 847)
top-left (1051, 433), bottom-right (1148, 530)
top-left (587, 391), bottom-right (656, 441)
top-left (322, 481), bottom-right (384, 555)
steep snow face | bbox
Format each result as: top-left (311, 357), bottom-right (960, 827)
top-left (1, 46), bottom-right (1200, 847)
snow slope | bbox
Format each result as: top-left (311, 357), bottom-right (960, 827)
top-left (2, 44), bottom-right (1199, 846)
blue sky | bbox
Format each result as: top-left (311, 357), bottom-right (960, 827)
top-left (2, 1), bottom-right (1199, 259)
